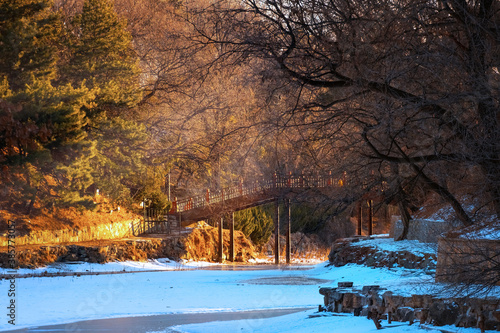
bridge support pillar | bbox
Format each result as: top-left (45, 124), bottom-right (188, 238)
top-left (229, 212), bottom-right (235, 262)
top-left (274, 201), bottom-right (280, 265)
top-left (357, 201), bottom-right (362, 236)
top-left (286, 199), bottom-right (291, 264)
top-left (218, 216), bottom-right (224, 263)
top-left (367, 200), bottom-right (373, 236)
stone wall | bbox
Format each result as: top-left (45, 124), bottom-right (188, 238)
top-left (390, 218), bottom-right (456, 243)
top-left (319, 283), bottom-right (500, 330)
top-left (436, 237), bottom-right (500, 285)
top-left (0, 219), bottom-right (141, 246)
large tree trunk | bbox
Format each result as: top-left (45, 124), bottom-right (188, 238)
top-left (411, 164), bottom-right (473, 227)
top-left (391, 163), bottom-right (412, 241)
top-left (395, 198), bottom-right (412, 241)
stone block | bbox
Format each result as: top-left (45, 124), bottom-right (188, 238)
top-left (429, 301), bottom-right (460, 326)
top-left (352, 293), bottom-right (364, 309)
top-left (396, 307), bottom-right (415, 323)
top-left (415, 308), bottom-right (430, 324)
top-left (411, 294), bottom-right (434, 308)
top-left (342, 292), bottom-right (355, 308)
top-left (362, 285), bottom-right (380, 295)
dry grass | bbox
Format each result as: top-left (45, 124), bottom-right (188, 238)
top-left (182, 225), bottom-right (257, 262)
top-left (0, 192), bottom-right (140, 236)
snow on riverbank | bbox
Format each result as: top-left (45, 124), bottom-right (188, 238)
top-left (170, 308), bottom-right (483, 333)
top-left (174, 310), bottom-right (408, 333)
top-left (0, 258), bottom-right (221, 277)
top-left (351, 235), bottom-right (438, 256)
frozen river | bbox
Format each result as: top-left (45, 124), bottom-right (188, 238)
top-left (1, 240), bottom-right (484, 333)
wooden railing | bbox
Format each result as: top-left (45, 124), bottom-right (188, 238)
top-left (169, 172), bottom-right (346, 214)
top-left (141, 208), bottom-right (181, 235)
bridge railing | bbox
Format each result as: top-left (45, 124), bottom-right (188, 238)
top-left (170, 172), bottom-right (346, 214)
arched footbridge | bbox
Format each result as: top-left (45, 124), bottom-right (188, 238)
top-left (139, 173), bottom-right (353, 264)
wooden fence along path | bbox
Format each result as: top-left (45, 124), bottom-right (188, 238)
top-left (141, 209), bottom-right (182, 235)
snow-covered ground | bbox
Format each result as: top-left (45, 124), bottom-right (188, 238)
top-left (2, 258), bottom-right (221, 277)
top-left (171, 309), bottom-right (483, 333)
top-left (350, 235), bottom-right (438, 255)
top-left (0, 238), bottom-right (494, 332)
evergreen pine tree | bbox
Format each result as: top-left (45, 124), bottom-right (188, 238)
top-left (0, 0), bottom-right (61, 91)
top-left (0, 0), bottom-right (91, 166)
top-left (0, 78), bottom-right (94, 209)
top-left (65, 0), bottom-right (141, 115)
top-left (0, 0), bottom-right (146, 210)
top-left (235, 206), bottom-right (274, 246)
top-left (2, 78), bottom-right (93, 165)
top-left (89, 117), bottom-right (148, 204)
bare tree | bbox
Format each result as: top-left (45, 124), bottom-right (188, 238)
top-left (182, 0), bottom-right (500, 227)
top-left (111, 0), bottom-right (279, 195)
top-left (437, 224), bottom-right (500, 295)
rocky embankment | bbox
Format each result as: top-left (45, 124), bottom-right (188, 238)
top-left (0, 225), bottom-right (256, 268)
top-left (320, 283), bottom-right (500, 331)
top-left (0, 238), bottom-right (186, 269)
top-left (325, 237), bottom-right (500, 331)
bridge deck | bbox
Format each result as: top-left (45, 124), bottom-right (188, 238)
top-left (169, 174), bottom-right (345, 222)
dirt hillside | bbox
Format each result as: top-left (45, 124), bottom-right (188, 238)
top-left (182, 224), bottom-right (257, 262)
